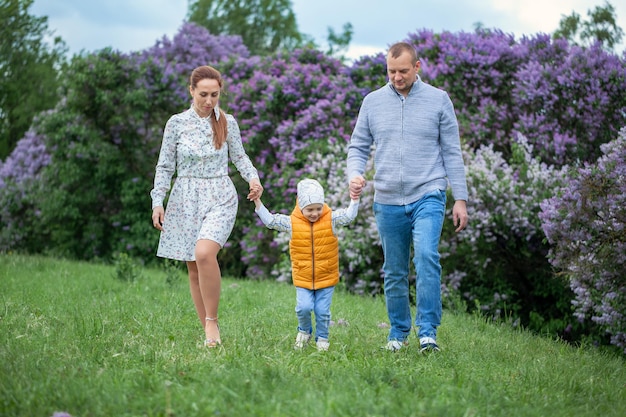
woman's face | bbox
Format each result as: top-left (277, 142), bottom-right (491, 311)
top-left (190, 78), bottom-right (220, 118)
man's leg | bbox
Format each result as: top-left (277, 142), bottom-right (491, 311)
top-left (374, 202), bottom-right (412, 342)
top-left (410, 190), bottom-right (446, 340)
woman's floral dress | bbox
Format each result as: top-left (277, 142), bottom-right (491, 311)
top-left (150, 106), bottom-right (259, 261)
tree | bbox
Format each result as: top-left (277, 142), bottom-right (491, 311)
top-left (0, 0), bottom-right (67, 159)
top-left (188, 0), bottom-right (303, 55)
top-left (325, 22), bottom-right (353, 60)
top-left (553, 1), bottom-right (624, 50)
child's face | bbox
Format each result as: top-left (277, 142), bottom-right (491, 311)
top-left (301, 204), bottom-right (323, 222)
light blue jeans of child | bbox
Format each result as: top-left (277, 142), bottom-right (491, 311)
top-left (295, 286), bottom-right (335, 341)
top-left (373, 189), bottom-right (446, 342)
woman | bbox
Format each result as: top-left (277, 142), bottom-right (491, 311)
top-left (151, 65), bottom-right (263, 348)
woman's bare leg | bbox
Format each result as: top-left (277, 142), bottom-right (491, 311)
top-left (186, 261), bottom-right (205, 327)
top-left (195, 239), bottom-right (222, 343)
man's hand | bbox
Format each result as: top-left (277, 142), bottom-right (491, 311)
top-left (452, 200), bottom-right (468, 232)
top-left (349, 175), bottom-right (366, 199)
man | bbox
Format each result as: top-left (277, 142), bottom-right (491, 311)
top-left (347, 42), bottom-right (469, 353)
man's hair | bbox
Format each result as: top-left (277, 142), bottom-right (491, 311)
top-left (388, 42), bottom-right (419, 65)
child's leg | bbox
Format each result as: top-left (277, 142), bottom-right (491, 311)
top-left (295, 287), bottom-right (314, 334)
top-left (313, 286), bottom-right (335, 341)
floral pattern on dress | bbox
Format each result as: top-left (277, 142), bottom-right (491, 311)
top-left (150, 106), bottom-right (259, 261)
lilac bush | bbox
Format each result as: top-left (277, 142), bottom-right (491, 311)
top-left (216, 48), bottom-right (365, 277)
top-left (0, 127), bottom-right (50, 189)
top-left (344, 52), bottom-right (387, 97)
top-left (407, 29), bottom-right (523, 154)
top-left (395, 29), bottom-right (626, 166)
top-left (513, 36), bottom-right (626, 165)
top-left (439, 134), bottom-right (573, 333)
top-left (133, 22), bottom-right (249, 108)
top-left (0, 128), bottom-right (50, 251)
top-left (540, 127), bottom-right (626, 352)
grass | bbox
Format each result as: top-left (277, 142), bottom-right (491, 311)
top-left (1, 254), bottom-right (625, 417)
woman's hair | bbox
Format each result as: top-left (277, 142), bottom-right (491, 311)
top-left (190, 65), bottom-right (228, 149)
top-left (387, 42), bottom-right (419, 65)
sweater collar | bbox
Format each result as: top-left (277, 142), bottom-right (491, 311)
top-left (387, 74), bottom-right (423, 97)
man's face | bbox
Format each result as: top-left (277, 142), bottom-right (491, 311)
top-left (387, 51), bottom-right (420, 95)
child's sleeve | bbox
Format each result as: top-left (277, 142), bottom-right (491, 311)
top-left (331, 199), bottom-right (360, 228)
top-left (255, 202), bottom-right (292, 232)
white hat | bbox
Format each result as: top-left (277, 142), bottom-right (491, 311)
top-left (297, 179), bottom-right (325, 209)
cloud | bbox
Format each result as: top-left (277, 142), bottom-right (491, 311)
top-left (294, 0), bottom-right (626, 55)
top-left (32, 0), bottom-right (187, 54)
top-left (30, 0), bottom-right (626, 56)
top-left (344, 44), bottom-right (383, 61)
top-left (489, 0), bottom-right (577, 33)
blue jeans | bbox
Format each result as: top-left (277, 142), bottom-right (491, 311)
top-left (374, 189), bottom-right (446, 341)
top-left (295, 286), bottom-right (335, 341)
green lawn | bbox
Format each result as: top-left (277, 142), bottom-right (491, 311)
top-left (1, 254), bottom-right (624, 417)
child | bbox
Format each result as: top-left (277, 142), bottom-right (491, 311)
top-left (253, 179), bottom-right (359, 351)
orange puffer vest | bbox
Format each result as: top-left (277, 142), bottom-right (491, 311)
top-left (289, 203), bottom-right (339, 290)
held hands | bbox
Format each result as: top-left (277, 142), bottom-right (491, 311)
top-left (452, 200), bottom-right (469, 233)
top-left (349, 175), bottom-right (366, 200)
top-left (152, 206), bottom-right (165, 231)
top-left (247, 178), bottom-right (263, 201)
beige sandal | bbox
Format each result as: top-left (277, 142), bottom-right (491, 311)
top-left (204, 317), bottom-right (221, 348)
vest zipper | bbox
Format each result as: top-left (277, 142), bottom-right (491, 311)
top-left (310, 222), bottom-right (315, 290)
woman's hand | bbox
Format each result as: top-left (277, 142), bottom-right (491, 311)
top-left (247, 178), bottom-right (263, 201)
top-left (152, 206), bottom-right (165, 231)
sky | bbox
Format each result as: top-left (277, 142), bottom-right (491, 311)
top-left (30, 0), bottom-right (626, 60)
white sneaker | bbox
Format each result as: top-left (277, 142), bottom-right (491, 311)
top-left (419, 337), bottom-right (440, 353)
top-left (316, 338), bottom-right (330, 351)
top-left (294, 331), bottom-right (311, 349)
top-left (384, 340), bottom-right (408, 352)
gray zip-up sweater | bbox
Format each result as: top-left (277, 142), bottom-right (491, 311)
top-left (347, 77), bottom-right (468, 205)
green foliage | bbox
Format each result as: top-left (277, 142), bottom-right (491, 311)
top-left (31, 49), bottom-right (176, 261)
top-left (112, 252), bottom-right (143, 282)
top-left (1, 254), bottom-right (625, 416)
top-left (326, 22), bottom-right (354, 60)
top-left (161, 258), bottom-right (184, 286)
top-left (188, 0), bottom-right (303, 55)
top-left (0, 0), bottom-right (67, 159)
top-left (0, 175), bottom-right (47, 254)
top-left (553, 1), bottom-right (624, 50)
top-left (109, 176), bottom-right (160, 261)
